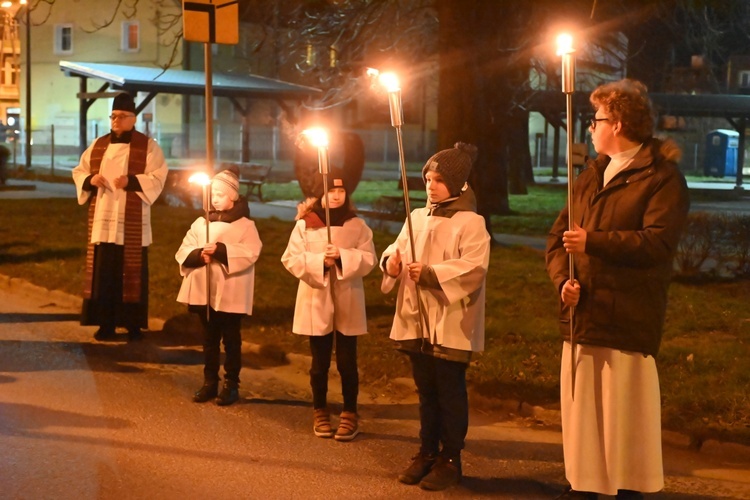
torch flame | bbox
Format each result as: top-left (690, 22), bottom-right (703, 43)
top-left (379, 72), bottom-right (400, 92)
top-left (556, 33), bottom-right (574, 56)
top-left (188, 172), bottom-right (211, 186)
top-left (302, 127), bottom-right (329, 149)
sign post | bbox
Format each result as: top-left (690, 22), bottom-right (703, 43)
top-left (182, 0), bottom-right (239, 174)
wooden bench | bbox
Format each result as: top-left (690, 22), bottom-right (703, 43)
top-left (371, 175), bottom-right (427, 217)
top-left (231, 163), bottom-right (272, 201)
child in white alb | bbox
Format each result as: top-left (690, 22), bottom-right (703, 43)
top-left (381, 143), bottom-right (490, 491)
top-left (281, 170), bottom-right (377, 441)
top-left (176, 167), bottom-right (262, 406)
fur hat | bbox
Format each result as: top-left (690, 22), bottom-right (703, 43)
top-left (212, 169), bottom-right (240, 201)
top-left (421, 142), bottom-right (478, 196)
top-left (112, 93), bottom-right (136, 114)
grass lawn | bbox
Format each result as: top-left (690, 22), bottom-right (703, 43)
top-left (0, 192), bottom-right (748, 448)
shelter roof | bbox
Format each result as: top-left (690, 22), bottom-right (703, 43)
top-left (59, 60), bottom-right (321, 100)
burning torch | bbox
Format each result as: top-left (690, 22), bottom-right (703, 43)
top-left (189, 171), bottom-right (212, 321)
top-left (369, 68), bottom-right (429, 339)
top-left (302, 127), bottom-right (333, 244)
top-left (557, 33), bottom-right (577, 397)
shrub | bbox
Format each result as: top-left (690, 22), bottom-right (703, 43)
top-left (675, 211), bottom-right (750, 279)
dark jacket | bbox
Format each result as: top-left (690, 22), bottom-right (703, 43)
top-left (545, 138), bottom-right (690, 356)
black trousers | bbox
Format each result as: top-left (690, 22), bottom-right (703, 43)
top-left (199, 309), bottom-right (243, 384)
top-left (309, 332), bottom-right (359, 413)
top-left (81, 243), bottom-right (148, 330)
top-left (407, 351), bottom-right (469, 458)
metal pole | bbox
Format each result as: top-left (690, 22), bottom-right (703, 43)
top-left (24, 2), bottom-right (30, 172)
top-left (205, 43), bottom-right (214, 171)
top-left (560, 43), bottom-right (577, 398)
top-left (204, 183), bottom-right (211, 321)
top-left (204, 42), bottom-right (214, 321)
top-left (318, 145), bottom-right (332, 244)
top-left (50, 124), bottom-right (54, 176)
top-left (388, 88), bottom-right (429, 340)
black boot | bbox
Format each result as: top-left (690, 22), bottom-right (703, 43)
top-left (93, 326), bottom-right (116, 341)
top-left (616, 490), bottom-right (643, 500)
top-left (555, 486), bottom-right (599, 499)
top-left (192, 381), bottom-right (219, 403)
top-left (127, 327), bottom-right (143, 342)
top-left (216, 380), bottom-right (239, 406)
top-left (419, 454), bottom-right (461, 491)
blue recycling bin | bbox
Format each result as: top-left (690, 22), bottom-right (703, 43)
top-left (704, 129), bottom-right (739, 177)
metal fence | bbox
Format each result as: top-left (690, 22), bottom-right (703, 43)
top-left (11, 121), bottom-right (744, 179)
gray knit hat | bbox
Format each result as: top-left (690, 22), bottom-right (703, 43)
top-left (421, 142), bottom-right (477, 196)
top-left (212, 169), bottom-right (240, 201)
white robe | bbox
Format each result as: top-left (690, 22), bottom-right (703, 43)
top-left (176, 217), bottom-right (262, 315)
top-left (72, 139), bottom-right (168, 246)
top-left (380, 208), bottom-right (490, 352)
top-left (281, 217), bottom-right (377, 336)
top-left (561, 342), bottom-right (664, 495)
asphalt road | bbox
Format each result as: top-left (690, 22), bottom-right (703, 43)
top-left (1, 277), bottom-right (750, 499)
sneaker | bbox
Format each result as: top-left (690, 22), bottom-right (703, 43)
top-left (313, 408), bottom-right (334, 438)
top-left (192, 381), bottom-right (219, 403)
top-left (334, 411), bottom-right (359, 441)
top-left (398, 452), bottom-right (437, 485)
top-left (419, 455), bottom-right (461, 491)
top-left (216, 380), bottom-right (240, 406)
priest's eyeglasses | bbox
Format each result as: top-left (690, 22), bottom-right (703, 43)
top-left (110, 113), bottom-right (135, 121)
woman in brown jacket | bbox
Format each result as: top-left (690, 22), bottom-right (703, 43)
top-left (546, 79), bottom-right (690, 499)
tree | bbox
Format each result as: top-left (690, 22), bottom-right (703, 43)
top-left (273, 1), bottom-right (602, 228)
top-left (70, 1), bottom-right (743, 233)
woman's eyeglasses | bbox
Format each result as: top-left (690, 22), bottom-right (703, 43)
top-left (589, 117), bottom-right (610, 130)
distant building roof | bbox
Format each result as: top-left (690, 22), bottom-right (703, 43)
top-left (527, 90), bottom-right (750, 119)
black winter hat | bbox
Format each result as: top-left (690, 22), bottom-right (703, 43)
top-left (312, 167), bottom-right (350, 198)
top-left (421, 142), bottom-right (478, 196)
top-left (112, 93), bottom-right (136, 113)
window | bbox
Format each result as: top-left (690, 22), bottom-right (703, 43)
top-left (121, 21), bottom-right (140, 52)
top-left (54, 24), bottom-right (74, 55)
top-left (2, 61), bottom-right (19, 87)
top-left (739, 71), bottom-right (750, 89)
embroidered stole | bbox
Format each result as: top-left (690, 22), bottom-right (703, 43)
top-left (84, 131), bottom-right (148, 303)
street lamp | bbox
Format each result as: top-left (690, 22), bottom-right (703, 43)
top-left (3, 0), bottom-right (30, 171)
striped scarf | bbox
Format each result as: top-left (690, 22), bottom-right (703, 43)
top-left (83, 131), bottom-right (148, 303)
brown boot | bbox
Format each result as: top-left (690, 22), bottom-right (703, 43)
top-left (313, 408), bottom-right (334, 438)
top-left (398, 451), bottom-right (437, 485)
top-left (419, 454), bottom-right (462, 491)
top-left (334, 411), bottom-right (359, 441)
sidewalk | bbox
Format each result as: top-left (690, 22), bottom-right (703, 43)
top-left (2, 177), bottom-right (748, 252)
